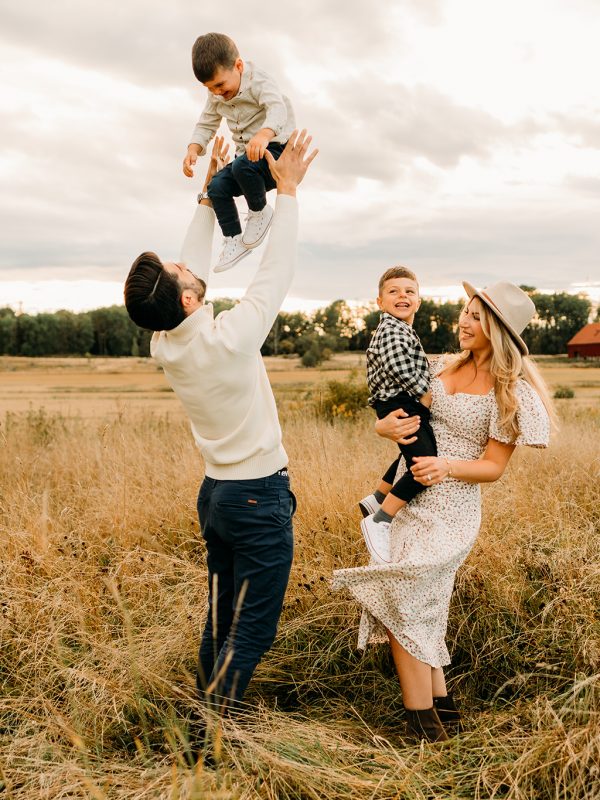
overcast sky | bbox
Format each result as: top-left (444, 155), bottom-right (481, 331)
top-left (1, 0), bottom-right (599, 313)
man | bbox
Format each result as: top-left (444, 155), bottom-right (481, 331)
top-left (124, 130), bottom-right (317, 713)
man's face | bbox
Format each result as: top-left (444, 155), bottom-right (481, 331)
top-left (377, 277), bottom-right (421, 324)
top-left (203, 59), bottom-right (243, 101)
top-left (163, 262), bottom-right (204, 295)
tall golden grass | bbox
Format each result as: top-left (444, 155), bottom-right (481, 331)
top-left (0, 400), bottom-right (599, 799)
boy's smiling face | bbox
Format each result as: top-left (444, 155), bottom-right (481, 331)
top-left (377, 277), bottom-right (421, 324)
top-left (203, 58), bottom-right (244, 101)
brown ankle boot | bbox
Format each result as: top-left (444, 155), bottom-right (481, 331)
top-left (433, 693), bottom-right (463, 735)
top-left (404, 706), bottom-right (449, 743)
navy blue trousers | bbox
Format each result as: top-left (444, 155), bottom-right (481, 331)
top-left (207, 142), bottom-right (285, 236)
top-left (196, 470), bottom-right (295, 713)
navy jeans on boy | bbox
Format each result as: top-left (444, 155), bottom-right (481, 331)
top-left (207, 142), bottom-right (286, 237)
top-left (196, 470), bottom-right (295, 713)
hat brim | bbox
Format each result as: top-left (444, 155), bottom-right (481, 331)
top-left (462, 281), bottom-right (529, 355)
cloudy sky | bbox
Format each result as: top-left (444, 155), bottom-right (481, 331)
top-left (1, 0), bottom-right (599, 313)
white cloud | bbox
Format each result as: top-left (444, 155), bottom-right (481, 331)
top-left (1, 0), bottom-right (599, 311)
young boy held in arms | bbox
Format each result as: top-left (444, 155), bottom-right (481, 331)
top-left (183, 32), bottom-right (295, 273)
top-left (360, 267), bottom-right (439, 564)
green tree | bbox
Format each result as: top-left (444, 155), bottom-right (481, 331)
top-left (294, 332), bottom-right (320, 357)
top-left (301, 347), bottom-right (321, 367)
top-left (0, 308), bottom-right (17, 355)
top-left (413, 300), bottom-right (462, 353)
top-left (349, 307), bottom-right (380, 350)
top-left (262, 310), bottom-right (311, 356)
top-left (54, 310), bottom-right (95, 355)
top-left (91, 306), bottom-right (139, 356)
top-left (17, 313), bottom-right (63, 356)
top-left (523, 292), bottom-right (591, 354)
top-left (312, 299), bottom-right (356, 351)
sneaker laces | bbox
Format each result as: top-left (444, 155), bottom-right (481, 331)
top-left (219, 236), bottom-right (241, 257)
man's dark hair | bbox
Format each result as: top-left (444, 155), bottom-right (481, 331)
top-left (124, 252), bottom-right (188, 332)
top-left (192, 33), bottom-right (239, 83)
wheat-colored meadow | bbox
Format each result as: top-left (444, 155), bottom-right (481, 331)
top-left (0, 356), bottom-right (599, 799)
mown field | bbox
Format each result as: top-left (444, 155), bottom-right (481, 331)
top-left (0, 355), bottom-right (599, 799)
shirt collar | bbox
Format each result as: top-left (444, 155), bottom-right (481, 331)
top-left (237, 60), bottom-right (254, 95)
top-left (381, 311), bottom-right (412, 330)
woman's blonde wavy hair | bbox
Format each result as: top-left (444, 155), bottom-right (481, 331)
top-left (443, 300), bottom-right (557, 441)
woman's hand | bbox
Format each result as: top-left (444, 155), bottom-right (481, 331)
top-left (375, 408), bottom-right (420, 444)
top-left (203, 136), bottom-right (230, 189)
top-left (411, 456), bottom-right (451, 485)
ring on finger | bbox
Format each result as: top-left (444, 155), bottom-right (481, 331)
top-left (427, 474), bottom-right (432, 482)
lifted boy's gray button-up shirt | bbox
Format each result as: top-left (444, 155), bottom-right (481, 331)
top-left (190, 61), bottom-right (295, 157)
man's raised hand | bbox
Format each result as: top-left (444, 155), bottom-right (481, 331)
top-left (264, 130), bottom-right (318, 195)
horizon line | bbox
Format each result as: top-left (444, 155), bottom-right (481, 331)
top-left (1, 278), bottom-right (599, 316)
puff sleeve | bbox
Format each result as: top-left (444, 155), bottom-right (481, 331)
top-left (489, 379), bottom-right (550, 448)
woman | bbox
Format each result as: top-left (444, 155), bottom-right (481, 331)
top-left (333, 280), bottom-right (554, 742)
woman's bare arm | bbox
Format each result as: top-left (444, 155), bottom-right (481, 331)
top-left (411, 438), bottom-right (516, 485)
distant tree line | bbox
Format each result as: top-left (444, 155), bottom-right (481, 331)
top-left (518, 288), bottom-right (594, 355)
top-left (0, 289), bottom-right (594, 362)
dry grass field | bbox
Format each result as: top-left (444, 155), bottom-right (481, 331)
top-left (1, 354), bottom-right (599, 418)
top-left (0, 355), bottom-right (599, 798)
top-left (0, 354), bottom-right (365, 418)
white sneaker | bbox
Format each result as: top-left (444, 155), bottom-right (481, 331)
top-left (242, 205), bottom-right (274, 248)
top-left (360, 514), bottom-right (391, 564)
top-left (358, 494), bottom-right (382, 518)
top-left (213, 234), bottom-right (251, 273)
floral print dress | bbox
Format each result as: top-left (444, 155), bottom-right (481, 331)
top-left (332, 360), bottom-right (550, 668)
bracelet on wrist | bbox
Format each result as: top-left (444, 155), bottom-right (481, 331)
top-left (445, 458), bottom-right (453, 478)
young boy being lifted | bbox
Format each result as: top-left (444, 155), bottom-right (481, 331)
top-left (183, 33), bottom-right (295, 273)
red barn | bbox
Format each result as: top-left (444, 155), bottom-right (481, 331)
top-left (567, 322), bottom-right (600, 359)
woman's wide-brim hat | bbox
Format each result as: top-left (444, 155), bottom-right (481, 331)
top-left (462, 281), bottom-right (536, 355)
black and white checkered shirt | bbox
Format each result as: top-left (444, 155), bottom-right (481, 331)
top-left (366, 312), bottom-right (431, 406)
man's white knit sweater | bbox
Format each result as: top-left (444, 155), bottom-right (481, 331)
top-left (151, 194), bottom-right (297, 480)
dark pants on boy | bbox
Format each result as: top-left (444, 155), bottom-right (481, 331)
top-left (207, 142), bottom-right (286, 237)
top-left (196, 469), bottom-right (295, 713)
top-left (374, 392), bottom-right (437, 502)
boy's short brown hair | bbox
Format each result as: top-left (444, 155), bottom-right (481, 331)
top-left (378, 266), bottom-right (419, 295)
top-left (192, 33), bottom-right (239, 83)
